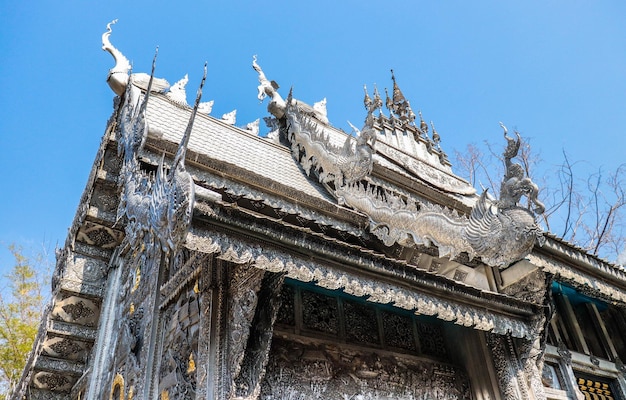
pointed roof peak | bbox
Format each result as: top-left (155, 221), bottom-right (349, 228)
top-left (385, 69), bottom-right (415, 126)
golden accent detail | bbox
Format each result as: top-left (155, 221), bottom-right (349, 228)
top-left (160, 390), bottom-right (169, 400)
top-left (129, 303), bottom-right (135, 315)
top-left (193, 279), bottom-right (200, 294)
top-left (132, 266), bottom-right (141, 292)
top-left (109, 373), bottom-right (125, 400)
top-left (127, 386), bottom-right (134, 400)
top-left (187, 352), bottom-right (196, 374)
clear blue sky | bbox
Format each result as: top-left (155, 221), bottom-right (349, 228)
top-left (1, 1), bottom-right (625, 275)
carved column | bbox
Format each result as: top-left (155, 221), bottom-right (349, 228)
top-left (224, 263), bottom-right (265, 399)
top-left (196, 254), bottom-right (215, 400)
top-left (84, 255), bottom-right (124, 400)
top-left (232, 271), bottom-right (285, 399)
top-left (487, 333), bottom-right (530, 400)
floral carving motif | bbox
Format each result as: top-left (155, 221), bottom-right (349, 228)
top-left (62, 301), bottom-right (96, 320)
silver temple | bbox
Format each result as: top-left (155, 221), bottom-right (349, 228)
top-left (12, 22), bottom-right (626, 400)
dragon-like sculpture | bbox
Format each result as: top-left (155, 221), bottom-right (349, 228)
top-left (254, 57), bottom-right (544, 269)
top-left (333, 122), bottom-right (544, 268)
top-left (286, 101), bottom-right (376, 188)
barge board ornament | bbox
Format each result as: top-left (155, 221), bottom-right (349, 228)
top-left (262, 61), bottom-right (545, 268)
top-left (337, 128), bottom-right (545, 268)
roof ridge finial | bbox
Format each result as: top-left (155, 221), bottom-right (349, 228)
top-left (388, 69), bottom-right (415, 126)
top-left (384, 87), bottom-right (393, 114)
top-left (253, 55), bottom-right (286, 118)
top-left (418, 110), bottom-right (428, 135)
top-left (372, 84), bottom-right (383, 115)
top-left (102, 19), bottom-right (131, 95)
top-left (430, 120), bottom-right (440, 147)
top-left (363, 84), bottom-right (372, 111)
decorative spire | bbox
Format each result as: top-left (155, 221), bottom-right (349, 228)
top-left (363, 85), bottom-right (372, 111)
top-left (430, 121), bottom-right (440, 146)
top-left (384, 87), bottom-right (393, 115)
top-left (391, 69), bottom-right (405, 105)
top-left (418, 111), bottom-right (428, 136)
top-left (372, 85), bottom-right (383, 114)
top-left (363, 84), bottom-right (382, 114)
top-left (388, 70), bottom-right (416, 125)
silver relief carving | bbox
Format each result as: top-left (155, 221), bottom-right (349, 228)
top-left (102, 20), bottom-right (170, 96)
top-left (256, 58), bottom-right (545, 269)
top-left (186, 228), bottom-right (534, 339)
top-left (260, 338), bottom-right (471, 400)
top-left (488, 333), bottom-right (524, 400)
top-left (286, 107), bottom-right (544, 268)
top-left (253, 56), bottom-right (286, 119)
top-left (226, 264), bottom-right (265, 398)
top-left (116, 59), bottom-right (204, 263)
top-left (286, 101), bottom-right (376, 188)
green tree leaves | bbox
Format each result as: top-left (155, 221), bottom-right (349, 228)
top-left (0, 245), bottom-right (46, 399)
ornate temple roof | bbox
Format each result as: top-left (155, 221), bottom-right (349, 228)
top-left (11, 21), bottom-right (626, 399)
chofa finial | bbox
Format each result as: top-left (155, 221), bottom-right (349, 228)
top-left (102, 19), bottom-right (131, 95)
top-left (253, 55), bottom-right (286, 119)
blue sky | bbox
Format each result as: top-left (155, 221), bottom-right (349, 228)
top-left (1, 1), bottom-right (625, 275)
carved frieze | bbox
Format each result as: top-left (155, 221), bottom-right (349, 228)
top-left (233, 272), bottom-right (285, 399)
top-left (502, 269), bottom-right (548, 305)
top-left (158, 284), bottom-right (200, 400)
top-left (260, 338), bottom-right (471, 399)
top-left (185, 228), bottom-right (536, 339)
top-left (226, 263), bottom-right (265, 395)
top-left (42, 336), bottom-right (90, 362)
top-left (60, 253), bottom-right (107, 286)
top-left (487, 333), bottom-right (523, 400)
top-left (374, 141), bottom-right (475, 195)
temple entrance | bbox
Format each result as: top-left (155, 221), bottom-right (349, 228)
top-left (260, 281), bottom-right (472, 399)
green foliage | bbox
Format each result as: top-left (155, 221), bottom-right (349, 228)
top-left (0, 245), bottom-right (46, 399)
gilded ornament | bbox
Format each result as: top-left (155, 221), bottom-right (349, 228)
top-left (187, 352), bottom-right (196, 374)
